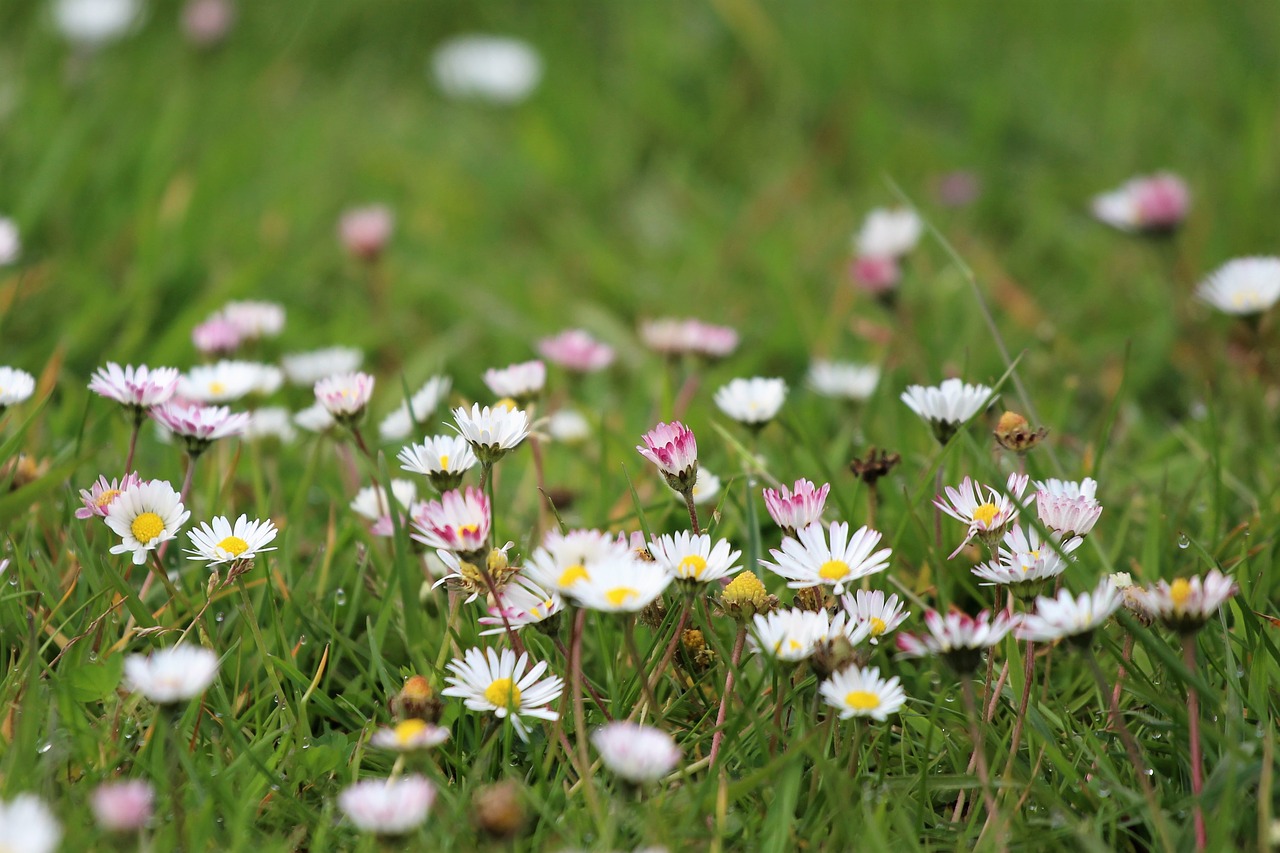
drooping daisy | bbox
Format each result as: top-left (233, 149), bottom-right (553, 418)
top-left (1091, 173), bottom-right (1189, 234)
top-left (762, 478), bottom-right (830, 535)
top-left (220, 300), bottom-right (285, 340)
top-left (972, 524), bottom-right (1081, 587)
top-left (178, 360), bottom-right (262, 403)
top-left (714, 377), bottom-right (788, 427)
top-left (1195, 257), bottom-right (1280, 317)
top-left (483, 360), bottom-right (546, 402)
top-left (1036, 480), bottom-right (1102, 538)
top-left (666, 466), bottom-right (721, 507)
top-left (0, 793), bottom-right (61, 853)
top-left (151, 402), bottom-right (249, 454)
top-left (410, 486), bottom-right (490, 557)
top-left (398, 435), bottom-right (477, 492)
top-left (185, 514), bottom-right (278, 568)
top-left (934, 472), bottom-right (1029, 557)
top-left (648, 531), bottom-right (741, 584)
top-left (75, 472), bottom-right (142, 519)
top-left (546, 408), bottom-right (591, 444)
top-left (1129, 570), bottom-right (1238, 633)
top-left (569, 558), bottom-right (673, 613)
top-left (820, 665), bottom-right (907, 721)
top-left (0, 367), bottom-right (35, 413)
top-left (592, 722), bottom-right (681, 783)
top-left (841, 589), bottom-right (909, 645)
top-left (854, 208), bottom-right (923, 259)
top-left (896, 609), bottom-right (1019, 674)
top-left (431, 35), bottom-right (542, 104)
top-left (1016, 580), bottom-right (1123, 645)
top-left (244, 407), bottom-right (297, 443)
top-left (523, 528), bottom-right (639, 595)
top-left (54, 0), bottom-right (139, 45)
top-left (90, 780), bottom-right (154, 833)
top-left (368, 719), bottom-right (450, 752)
top-left (637, 421), bottom-right (698, 492)
top-left (900, 378), bottom-right (995, 444)
top-left (749, 608), bottom-right (836, 662)
top-left (315, 372), bottom-right (375, 423)
top-left (104, 480), bottom-right (191, 565)
top-left (451, 404), bottom-right (530, 464)
top-left (763, 521), bottom-right (891, 596)
top-left (89, 363), bottom-right (181, 414)
top-left (282, 346), bottom-right (363, 386)
top-left (538, 329), bottom-right (615, 373)
top-left (378, 375), bottom-right (453, 441)
top-left (338, 205), bottom-right (394, 262)
top-left (807, 360), bottom-right (880, 403)
top-left (338, 776), bottom-right (436, 835)
top-left (124, 645), bottom-right (219, 704)
top-left (478, 579), bottom-right (562, 636)
top-left (0, 217), bottom-right (19, 266)
top-left (441, 647), bottom-right (562, 740)
top-left (293, 403), bottom-right (336, 434)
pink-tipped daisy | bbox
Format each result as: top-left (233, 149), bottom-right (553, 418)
top-left (1091, 173), bottom-right (1189, 235)
top-left (338, 205), bottom-right (394, 262)
top-left (637, 420), bottom-right (698, 492)
top-left (478, 579), bottom-right (562, 636)
top-left (151, 402), bottom-right (249, 454)
top-left (192, 316), bottom-right (242, 356)
top-left (537, 329), bottom-right (615, 373)
top-left (1129, 570), bottom-right (1238, 633)
top-left (1017, 580), bottom-right (1123, 645)
top-left (75, 472), bottom-right (142, 519)
top-left (314, 372), bottom-right (375, 423)
top-left (762, 478), bottom-right (830, 535)
top-left (89, 363), bottom-right (180, 414)
top-left (896, 609), bottom-right (1019, 674)
top-left (592, 722), bottom-right (681, 782)
top-left (337, 776), bottom-right (435, 835)
top-left (410, 486), bottom-right (490, 557)
top-left (220, 300), bottom-right (284, 339)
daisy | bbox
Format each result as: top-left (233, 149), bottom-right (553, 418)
top-left (1036, 481), bottom-right (1102, 538)
top-left (244, 407), bottom-right (297, 443)
top-left (251, 364), bottom-right (284, 395)
top-left (569, 559), bottom-right (673, 613)
top-left (688, 321), bottom-right (739, 359)
top-left (282, 346), bottom-right (363, 386)
top-left (538, 329), bottom-right (615, 373)
top-left (972, 524), bottom-right (1081, 587)
top-left (637, 421), bottom-right (698, 492)
top-left (592, 722), bottom-right (681, 783)
top-left (74, 472), bottom-right (142, 519)
top-left (667, 466), bottom-right (721, 507)
top-left (398, 435), bottom-right (477, 491)
top-left (378, 375), bottom-right (453, 441)
top-left (719, 570), bottom-right (779, 621)
top-left (763, 521), bottom-right (891, 596)
top-left (763, 478), bottom-right (830, 535)
top-left (186, 514), bottom-right (278, 567)
top-left (850, 254), bottom-right (901, 295)
top-left (1017, 580), bottom-right (1123, 645)
top-left (0, 217), bottom-right (19, 266)
top-left (124, 645), bottom-right (219, 703)
top-left (54, 0), bottom-right (138, 45)
top-left (1196, 257), bottom-right (1280, 317)
top-left (338, 776), bottom-right (436, 835)
top-left (934, 472), bottom-right (1029, 557)
top-left (749, 608), bottom-right (836, 662)
top-left (104, 480), bottom-right (190, 565)
top-left (368, 719), bottom-right (450, 752)
top-left (546, 408), bottom-right (591, 443)
top-left (192, 316), bottom-right (242, 356)
top-left (649, 531), bottom-right (742, 584)
top-left (89, 362), bottom-right (180, 412)
top-left (854, 208), bottom-right (923, 259)
top-left (351, 479), bottom-right (418, 532)
top-left (639, 319), bottom-right (738, 359)
top-left (896, 609), bottom-right (1019, 674)
top-left (451, 403), bottom-right (530, 464)
top-left (294, 403), bottom-right (336, 434)
top-left (151, 402), bottom-right (249, 454)
top-left (478, 579), bottom-right (562, 636)
top-left (901, 378), bottom-right (995, 444)
top-left (338, 205), bottom-right (394, 262)
top-left (0, 367), bottom-right (35, 412)
top-left (179, 360), bottom-right (262, 403)
top-left (1129, 570), bottom-right (1238, 633)
top-left (441, 647), bottom-right (562, 741)
top-left (820, 665), bottom-right (907, 721)
top-left (1091, 173), bottom-right (1189, 234)
top-left (523, 528), bottom-right (638, 595)
top-left (0, 794), bottom-right (61, 853)
top-left (410, 486), bottom-right (489, 556)
top-left (220, 300), bottom-right (285, 340)
top-left (841, 589), bottom-right (909, 644)
top-left (714, 377), bottom-right (788, 427)
top-left (807, 360), bottom-right (880, 402)
top-left (90, 781), bottom-right (153, 833)
top-left (483, 360), bottom-right (546, 402)
top-left (315, 372), bottom-right (375, 422)
top-left (181, 0), bottom-right (235, 47)
top-left (431, 35), bottom-right (543, 104)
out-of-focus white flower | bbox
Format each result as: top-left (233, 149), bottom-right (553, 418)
top-left (1196, 257), bottom-right (1280, 317)
top-left (592, 722), bottom-right (681, 783)
top-left (431, 35), bottom-right (542, 104)
top-left (54, 0), bottom-right (139, 46)
top-left (714, 377), bottom-right (787, 426)
top-left (483, 360), bottom-right (545, 402)
top-left (808, 360), bottom-right (879, 402)
top-left (853, 208), bottom-right (923, 258)
top-left (367, 720), bottom-right (450, 752)
top-left (338, 204), bottom-right (394, 262)
top-left (245, 407), bottom-right (296, 443)
top-left (0, 793), bottom-right (61, 853)
top-left (0, 217), bottom-right (20, 266)
top-left (1091, 173), bottom-right (1189, 234)
top-left (338, 775), bottom-right (435, 835)
top-left (546, 408), bottom-right (591, 444)
top-left (0, 367), bottom-right (36, 411)
top-left (282, 347), bottom-right (363, 386)
top-left (181, 0), bottom-right (234, 47)
top-left (124, 645), bottom-right (219, 703)
top-left (378, 376), bottom-right (452, 441)
top-left (220, 300), bottom-right (284, 340)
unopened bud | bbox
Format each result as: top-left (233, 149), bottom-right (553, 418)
top-left (993, 410), bottom-right (1048, 454)
top-left (473, 780), bottom-right (525, 840)
top-left (720, 571), bottom-right (778, 621)
top-left (391, 675), bottom-right (443, 723)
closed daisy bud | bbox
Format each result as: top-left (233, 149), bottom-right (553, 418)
top-left (314, 372), bottom-right (375, 424)
top-left (338, 205), bottom-right (394, 262)
top-left (993, 410), bottom-right (1047, 454)
top-left (637, 421), bottom-right (698, 493)
top-left (762, 479), bottom-right (830, 536)
top-left (391, 676), bottom-right (443, 723)
top-left (681, 629), bottom-right (715, 671)
top-left (472, 780), bottom-right (525, 840)
top-left (90, 781), bottom-right (154, 832)
top-left (719, 571), bottom-right (777, 621)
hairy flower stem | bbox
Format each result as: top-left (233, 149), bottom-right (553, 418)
top-left (124, 412), bottom-right (144, 472)
top-left (682, 488), bottom-right (701, 536)
top-left (960, 675), bottom-right (998, 823)
top-left (933, 467), bottom-right (944, 556)
top-left (708, 624), bottom-right (748, 770)
top-left (1005, 640), bottom-right (1035, 767)
top-left (1183, 637), bottom-right (1207, 851)
top-left (1111, 631), bottom-right (1135, 719)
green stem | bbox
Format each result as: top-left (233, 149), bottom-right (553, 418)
top-left (237, 579), bottom-right (297, 728)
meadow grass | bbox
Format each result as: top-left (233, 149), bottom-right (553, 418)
top-left (1, 0), bottom-right (1278, 850)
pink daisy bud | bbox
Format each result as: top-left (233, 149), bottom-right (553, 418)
top-left (314, 372), bottom-right (375, 423)
top-left (338, 205), bottom-right (394, 262)
top-left (91, 780), bottom-right (154, 832)
top-left (181, 0), bottom-right (234, 47)
top-left (762, 479), bottom-right (830, 535)
top-left (850, 255), bottom-right (901, 295)
top-left (537, 329), bottom-right (615, 373)
top-left (637, 421), bottom-right (698, 492)
top-left (192, 316), bottom-right (242, 356)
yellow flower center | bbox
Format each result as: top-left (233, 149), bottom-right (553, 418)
top-left (209, 381), bottom-right (226, 395)
top-left (972, 502), bottom-right (1000, 527)
top-left (438, 454), bottom-right (449, 470)
top-left (130, 512), bottom-right (166, 545)
top-left (868, 616), bottom-right (887, 636)
top-left (1170, 578), bottom-right (1192, 609)
top-left (217, 535), bottom-right (250, 556)
top-left (845, 690), bottom-right (881, 711)
top-left (496, 397), bottom-right (517, 411)
top-left (460, 524), bottom-right (480, 537)
top-left (95, 488), bottom-right (121, 508)
top-left (558, 564), bottom-right (589, 587)
top-left (818, 559), bottom-right (850, 581)
top-left (605, 587), bottom-right (639, 608)
top-left (484, 677), bottom-right (521, 709)
top-left (394, 719), bottom-right (429, 745)
top-left (678, 554), bottom-right (708, 578)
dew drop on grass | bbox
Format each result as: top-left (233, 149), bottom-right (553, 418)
top-left (215, 612), bottom-right (225, 623)
top-left (1177, 533), bottom-right (1190, 549)
top-left (88, 651), bottom-right (97, 662)
top-left (298, 634), bottom-right (307, 646)
top-left (37, 742), bottom-right (52, 754)
top-left (334, 588), bottom-right (347, 605)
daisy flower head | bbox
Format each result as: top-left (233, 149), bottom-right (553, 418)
top-left (479, 579), bottom-right (562, 636)
top-left (338, 204), bottom-right (394, 262)
top-left (763, 520), bottom-right (891, 596)
top-left (1091, 172), bottom-right (1189, 235)
top-left (935, 472), bottom-right (1029, 557)
top-left (0, 217), bottom-right (19, 266)
top-left (749, 608), bottom-right (835, 662)
top-left (808, 360), bottom-right (880, 403)
top-left (538, 329), bottom-right (615, 373)
top-left (1196, 257), bottom-right (1280, 318)
top-left (245, 406), bottom-right (297, 443)
top-left (689, 321), bottom-right (740, 359)
top-left (182, 0), bottom-right (236, 47)
top-left (91, 780), bottom-right (153, 833)
top-left (398, 434), bottom-right (477, 492)
top-left (637, 420), bottom-right (698, 492)
top-left (89, 363), bottom-right (180, 415)
top-left (75, 472), bottom-right (142, 519)
top-left (220, 300), bottom-right (284, 340)
top-left (54, 0), bottom-right (139, 45)
top-left (452, 403), bottom-right (530, 465)
top-left (151, 402), bottom-right (249, 455)
top-left (483, 360), bottom-right (546, 404)
top-left (179, 360), bottom-right (262, 403)
top-left (640, 318), bottom-right (738, 360)
top-left (0, 367), bottom-right (35, 413)
top-left (338, 775), bottom-right (435, 835)
top-left (714, 377), bottom-right (788, 427)
top-left (368, 719), bottom-right (450, 752)
top-left (1129, 569), bottom-right (1238, 634)
top-left (192, 316), bottom-right (242, 356)
top-left (901, 378), bottom-right (995, 444)
top-left (523, 528), bottom-right (638, 596)
top-left (850, 254), bottom-right (902, 296)
top-left (351, 479), bottom-right (418, 526)
top-left (547, 408), bottom-right (591, 444)
top-left (378, 375), bottom-right (453, 441)
top-left (842, 589), bottom-right (909, 644)
top-left (896, 609), bottom-right (1019, 674)
top-left (104, 479), bottom-right (190, 565)
top-left (763, 478), bottom-right (830, 535)
top-left (282, 346), bottom-right (363, 386)
top-left (1017, 579), bottom-right (1123, 645)
top-left (185, 514), bottom-right (278, 578)
top-left (1036, 480), bottom-right (1102, 538)
top-left (592, 723), bottom-right (681, 783)
top-left (294, 403), bottom-right (336, 434)
top-left (972, 524), bottom-right (1081, 589)
top-left (720, 570), bottom-right (780, 621)
top-left (854, 207), bottom-right (923, 259)
top-left (431, 35), bottom-right (542, 104)
top-left (0, 793), bottom-right (61, 853)
top-left (820, 665), bottom-right (907, 721)
top-left (314, 371), bottom-right (375, 424)
top-left (649, 531), bottom-right (742, 585)
top-left (410, 486), bottom-right (490, 558)
top-left (569, 558), bottom-right (673, 613)
top-left (442, 647), bottom-right (562, 740)
top-left (124, 645), bottom-right (219, 704)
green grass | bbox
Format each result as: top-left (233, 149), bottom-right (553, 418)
top-left (1, 0), bottom-right (1279, 849)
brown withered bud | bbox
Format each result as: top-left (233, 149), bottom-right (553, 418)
top-left (809, 634), bottom-right (856, 681)
top-left (849, 448), bottom-right (901, 488)
top-left (638, 595), bottom-right (668, 628)
top-left (473, 780), bottom-right (525, 840)
top-left (993, 411), bottom-right (1048, 454)
top-left (2, 454), bottom-right (49, 490)
top-left (390, 675), bottom-right (443, 724)
top-left (793, 585), bottom-right (828, 613)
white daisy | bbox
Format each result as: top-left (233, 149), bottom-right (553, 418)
top-left (853, 208), bottom-right (923, 258)
top-left (88, 362), bottom-right (180, 411)
top-left (482, 360), bottom-right (546, 402)
top-left (820, 665), bottom-right (907, 721)
top-left (1196, 257), bottom-right (1280, 317)
top-left (478, 579), bottom-right (562, 636)
top-left (0, 367), bottom-right (35, 411)
top-left (1033, 477), bottom-right (1098, 502)
top-left (546, 408), bottom-right (591, 444)
top-left (523, 528), bottom-right (639, 595)
top-left (315, 372), bottom-right (375, 421)
top-left (0, 794), bottom-right (61, 853)
top-left (124, 645), bottom-right (219, 704)
top-left (713, 377), bottom-right (788, 426)
top-left (900, 378), bottom-right (995, 444)
top-left (351, 480), bottom-right (418, 521)
top-left (648, 531), bottom-right (741, 583)
top-left (220, 300), bottom-right (285, 340)
top-left (0, 217), bottom-right (19, 266)
top-left (1017, 580), bottom-right (1123, 644)
top-left (337, 776), bottom-right (436, 835)
top-left (293, 403), bottom-right (336, 434)
top-left (397, 435), bottom-right (477, 491)
top-left (807, 360), bottom-right (879, 402)
top-left (431, 35), bottom-right (542, 104)
top-left (971, 524), bottom-right (1081, 587)
top-left (934, 472), bottom-right (1029, 558)
top-left (54, 0), bottom-right (139, 45)
top-left (841, 589), bottom-right (909, 644)
top-left (367, 720), bottom-right (450, 752)
top-left (1091, 173), bottom-right (1189, 234)
top-left (569, 558), bottom-right (673, 613)
top-left (282, 346), bottom-right (363, 386)
top-left (763, 521), bottom-right (892, 596)
top-left (592, 722), bottom-right (681, 783)
top-left (409, 486), bottom-right (489, 555)
top-left (378, 375), bottom-right (453, 441)
top-left (104, 480), bottom-right (191, 565)
top-left (185, 514), bottom-right (278, 566)
top-left (451, 404), bottom-right (530, 464)
top-left (748, 608), bottom-right (835, 662)
top-left (244, 407), bottom-right (297, 443)
top-left (179, 360), bottom-right (262, 403)
top-left (441, 647), bottom-right (563, 741)
top-left (1129, 569), bottom-right (1237, 633)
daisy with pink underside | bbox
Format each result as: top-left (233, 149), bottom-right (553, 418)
top-left (89, 362), bottom-right (180, 414)
top-left (338, 204), bottom-right (394, 262)
top-left (762, 520), bottom-right (891, 596)
top-left (637, 421), bottom-right (698, 492)
top-left (592, 722), bottom-right (681, 783)
top-left (151, 402), bottom-right (249, 455)
top-left (762, 478), bottom-right (830, 535)
top-left (538, 329), bottom-right (615, 373)
top-left (1035, 476), bottom-right (1102, 538)
top-left (483, 360), bottom-right (546, 403)
top-left (896, 609), bottom-right (1019, 674)
top-left (1016, 580), bottom-right (1123, 645)
top-left (314, 372), bottom-right (375, 423)
top-left (337, 776), bottom-right (435, 835)
top-left (1129, 569), bottom-right (1237, 633)
top-left (971, 524), bottom-right (1081, 588)
top-left (410, 486), bottom-right (490, 557)
top-left (842, 589), bottom-right (909, 645)
top-left (1091, 173), bottom-right (1189, 234)
top-left (934, 472), bottom-right (1029, 557)
top-left (90, 780), bottom-right (154, 833)
top-left (75, 472), bottom-right (142, 519)
top-left (478, 579), bottom-right (562, 636)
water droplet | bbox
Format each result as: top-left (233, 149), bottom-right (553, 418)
top-left (1177, 534), bottom-right (1190, 549)
top-left (298, 635), bottom-right (307, 646)
top-left (88, 651), bottom-right (98, 662)
top-left (334, 589), bottom-right (347, 605)
top-left (37, 742), bottom-right (53, 754)
top-left (215, 612), bottom-right (225, 623)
